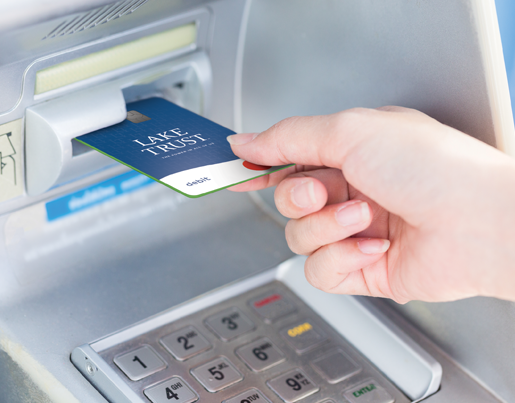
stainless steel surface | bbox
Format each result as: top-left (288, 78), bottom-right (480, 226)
top-left (266, 368), bottom-right (319, 403)
top-left (389, 298), bottom-right (515, 402)
top-left (143, 377), bottom-right (198, 403)
top-left (160, 326), bottom-right (211, 361)
top-left (113, 346), bottom-right (166, 381)
top-left (361, 297), bottom-right (503, 403)
top-left (205, 307), bottom-right (256, 342)
top-left (235, 337), bottom-right (285, 372)
top-left (190, 356), bottom-right (244, 392)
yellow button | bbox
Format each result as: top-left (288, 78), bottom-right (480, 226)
top-left (287, 322), bottom-right (313, 337)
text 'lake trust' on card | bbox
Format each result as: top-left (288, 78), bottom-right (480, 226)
top-left (75, 97), bottom-right (291, 198)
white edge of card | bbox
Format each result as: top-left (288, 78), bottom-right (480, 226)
top-left (471, 0), bottom-right (515, 156)
top-left (276, 255), bottom-right (441, 402)
top-left (159, 159), bottom-right (287, 196)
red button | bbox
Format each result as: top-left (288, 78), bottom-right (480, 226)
top-left (254, 294), bottom-right (282, 308)
top-left (243, 161), bottom-right (271, 171)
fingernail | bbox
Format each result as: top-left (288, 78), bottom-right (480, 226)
top-left (291, 181), bottom-right (316, 208)
top-left (335, 201), bottom-right (370, 227)
top-left (227, 132), bottom-right (259, 145)
top-left (357, 239), bottom-right (390, 254)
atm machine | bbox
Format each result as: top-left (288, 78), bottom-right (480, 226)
top-left (0, 1), bottom-right (514, 402)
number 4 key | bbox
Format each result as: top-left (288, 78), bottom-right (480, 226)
top-left (144, 377), bottom-right (198, 403)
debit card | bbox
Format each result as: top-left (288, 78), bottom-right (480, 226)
top-left (76, 97), bottom-right (292, 197)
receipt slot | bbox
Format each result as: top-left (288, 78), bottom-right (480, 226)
top-left (0, 1), bottom-right (514, 403)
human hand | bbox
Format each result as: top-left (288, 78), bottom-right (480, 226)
top-left (228, 107), bottom-right (515, 303)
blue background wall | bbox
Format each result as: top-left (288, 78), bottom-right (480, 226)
top-left (496, 0), bottom-right (515, 114)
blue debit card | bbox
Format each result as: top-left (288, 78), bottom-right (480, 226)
top-left (75, 97), bottom-right (291, 197)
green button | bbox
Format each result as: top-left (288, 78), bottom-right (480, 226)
top-left (343, 380), bottom-right (394, 403)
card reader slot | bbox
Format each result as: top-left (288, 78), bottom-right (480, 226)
top-left (25, 51), bottom-right (212, 196)
top-left (71, 139), bottom-right (93, 157)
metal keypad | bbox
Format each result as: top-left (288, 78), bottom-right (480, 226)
top-left (160, 326), bottom-right (211, 361)
top-left (236, 337), bottom-right (285, 372)
top-left (96, 281), bottom-right (409, 403)
top-left (267, 368), bottom-right (319, 402)
top-left (205, 307), bottom-right (255, 341)
top-left (113, 345), bottom-right (166, 381)
top-left (144, 377), bottom-right (198, 403)
top-left (190, 356), bottom-right (243, 392)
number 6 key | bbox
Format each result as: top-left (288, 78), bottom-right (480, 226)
top-left (236, 337), bottom-right (285, 372)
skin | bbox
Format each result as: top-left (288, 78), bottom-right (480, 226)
top-left (227, 106), bottom-right (515, 303)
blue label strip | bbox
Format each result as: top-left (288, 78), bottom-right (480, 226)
top-left (45, 171), bottom-right (154, 221)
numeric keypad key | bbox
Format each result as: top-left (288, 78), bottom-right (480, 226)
top-left (267, 368), bottom-right (319, 402)
top-left (236, 337), bottom-right (285, 372)
top-left (205, 307), bottom-right (255, 341)
top-left (144, 377), bottom-right (198, 403)
top-left (191, 356), bottom-right (243, 392)
top-left (161, 326), bottom-right (211, 361)
top-left (223, 389), bottom-right (272, 403)
top-left (113, 345), bottom-right (166, 381)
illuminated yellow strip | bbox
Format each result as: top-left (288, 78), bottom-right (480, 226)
top-left (35, 23), bottom-right (197, 94)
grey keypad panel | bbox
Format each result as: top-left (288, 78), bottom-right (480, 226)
top-left (99, 281), bottom-right (408, 403)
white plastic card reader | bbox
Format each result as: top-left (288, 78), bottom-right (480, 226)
top-left (0, 1), bottom-right (513, 403)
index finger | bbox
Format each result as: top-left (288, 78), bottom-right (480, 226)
top-left (227, 106), bottom-right (457, 223)
top-left (228, 107), bottom-right (423, 168)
